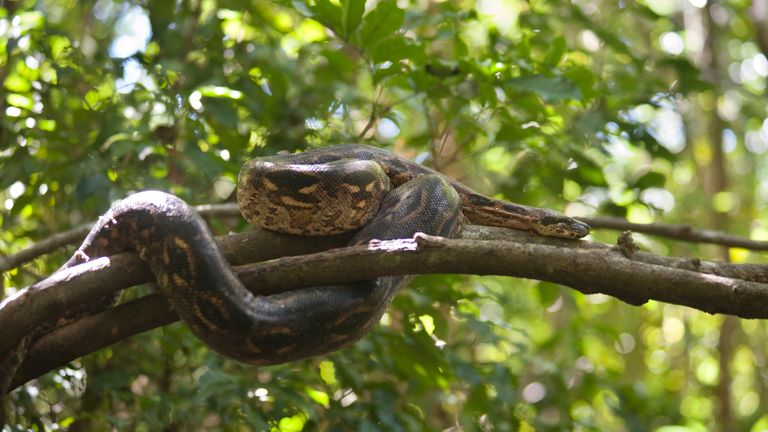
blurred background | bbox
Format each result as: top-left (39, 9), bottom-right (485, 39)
top-left (1, 0), bottom-right (767, 430)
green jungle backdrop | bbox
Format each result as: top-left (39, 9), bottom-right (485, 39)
top-left (2, 0), bottom-right (768, 430)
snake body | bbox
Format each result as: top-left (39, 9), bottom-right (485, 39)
top-left (63, 145), bottom-right (588, 364)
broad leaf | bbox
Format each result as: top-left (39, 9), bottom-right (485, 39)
top-left (341, 0), bottom-right (366, 40)
top-left (307, 0), bottom-right (343, 36)
top-left (356, 0), bottom-right (405, 51)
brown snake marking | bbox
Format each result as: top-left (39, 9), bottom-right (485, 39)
top-left (47, 144), bottom-right (587, 365)
top-left (239, 145), bottom-right (590, 239)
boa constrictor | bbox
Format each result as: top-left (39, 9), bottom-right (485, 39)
top-left (63, 144), bottom-right (589, 364)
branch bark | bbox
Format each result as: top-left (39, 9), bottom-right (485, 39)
top-left (0, 228), bottom-right (352, 356)
top-left (4, 227), bottom-right (768, 391)
top-left (579, 216), bottom-right (768, 250)
top-left (5, 204), bottom-right (768, 277)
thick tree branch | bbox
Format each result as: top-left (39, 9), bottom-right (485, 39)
top-left (233, 234), bottom-right (768, 316)
top-left (4, 205), bottom-right (768, 276)
top-left (0, 228), bottom-right (352, 356)
top-left (10, 294), bottom-right (177, 391)
top-left (4, 226), bottom-right (767, 358)
top-left (5, 227), bottom-right (768, 391)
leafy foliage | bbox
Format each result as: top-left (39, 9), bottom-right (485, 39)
top-left (2, 0), bottom-right (768, 430)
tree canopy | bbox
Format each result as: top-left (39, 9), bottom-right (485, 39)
top-left (2, 0), bottom-right (768, 430)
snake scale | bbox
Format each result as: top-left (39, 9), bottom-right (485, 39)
top-left (62, 144), bottom-right (589, 365)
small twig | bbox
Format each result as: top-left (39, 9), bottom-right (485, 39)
top-left (580, 216), bottom-right (768, 250)
top-left (356, 86), bottom-right (383, 140)
top-left (0, 224), bottom-right (92, 274)
top-left (356, 81), bottom-right (451, 142)
top-left (0, 203), bottom-right (241, 274)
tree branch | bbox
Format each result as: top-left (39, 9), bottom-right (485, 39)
top-left (10, 294), bottom-right (177, 391)
top-left (5, 205), bottom-right (768, 277)
top-left (0, 224), bottom-right (91, 274)
top-left (233, 234), bottom-right (768, 316)
top-left (5, 227), bottom-right (768, 391)
top-left (579, 216), bottom-right (768, 250)
top-left (0, 203), bottom-right (241, 274)
top-left (0, 228), bottom-right (352, 356)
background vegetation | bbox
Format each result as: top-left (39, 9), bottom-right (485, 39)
top-left (2, 0), bottom-right (768, 430)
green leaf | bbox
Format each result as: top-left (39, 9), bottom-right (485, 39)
top-left (567, 154), bottom-right (608, 187)
top-left (341, 0), bottom-right (366, 40)
top-left (544, 35), bottom-right (567, 66)
top-left (371, 34), bottom-right (422, 64)
top-left (617, 120), bottom-right (675, 160)
top-left (357, 0), bottom-right (405, 51)
top-left (48, 35), bottom-right (72, 61)
top-left (319, 360), bottom-right (337, 386)
top-left (38, 119), bottom-right (57, 131)
top-left (278, 413), bottom-right (307, 432)
top-left (506, 74), bottom-right (582, 102)
top-left (197, 85), bottom-right (244, 100)
top-left (304, 386), bottom-right (331, 408)
top-left (4, 74), bottom-right (31, 93)
top-left (633, 171), bottom-right (666, 189)
top-left (7, 93), bottom-right (34, 110)
top-left (658, 58), bottom-right (713, 93)
top-left (15, 11), bottom-right (44, 33)
top-left (536, 282), bottom-right (561, 308)
top-left (307, 0), bottom-right (343, 37)
top-left (564, 66), bottom-right (599, 101)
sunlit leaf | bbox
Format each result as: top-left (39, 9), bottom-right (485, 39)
top-left (278, 413), bottom-right (307, 432)
top-left (304, 386), bottom-right (331, 408)
top-left (197, 85), bottom-right (244, 99)
top-left (47, 35), bottom-right (72, 61)
top-left (7, 93), bottom-right (33, 110)
top-left (4, 74), bottom-right (31, 92)
top-left (319, 360), bottom-right (337, 386)
top-left (356, 0), bottom-right (404, 51)
top-left (370, 34), bottom-right (422, 64)
top-left (306, 0), bottom-right (343, 36)
top-left (15, 11), bottom-right (44, 32)
top-left (341, 0), bottom-right (366, 39)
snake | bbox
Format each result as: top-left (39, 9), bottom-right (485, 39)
top-left (60, 144), bottom-right (589, 365)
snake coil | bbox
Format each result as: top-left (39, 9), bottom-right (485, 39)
top-left (61, 145), bottom-right (589, 364)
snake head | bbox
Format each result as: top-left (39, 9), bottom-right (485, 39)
top-left (536, 216), bottom-right (590, 239)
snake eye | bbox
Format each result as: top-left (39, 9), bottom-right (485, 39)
top-left (568, 220), bottom-right (590, 238)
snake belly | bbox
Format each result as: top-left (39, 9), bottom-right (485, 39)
top-left (63, 144), bottom-right (587, 365)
